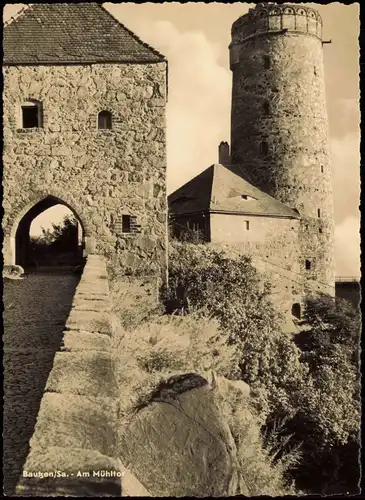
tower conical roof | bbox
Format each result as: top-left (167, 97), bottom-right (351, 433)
top-left (4, 3), bottom-right (165, 65)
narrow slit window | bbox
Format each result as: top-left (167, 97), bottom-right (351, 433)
top-left (260, 141), bottom-right (269, 155)
top-left (292, 303), bottom-right (301, 319)
top-left (317, 208), bottom-right (321, 218)
top-left (245, 220), bottom-right (250, 230)
top-left (98, 110), bottom-right (112, 130)
top-left (263, 56), bottom-right (270, 69)
top-left (305, 260), bottom-right (311, 270)
top-left (122, 215), bottom-right (131, 233)
top-left (21, 101), bottom-right (41, 128)
top-left (321, 165), bottom-right (324, 173)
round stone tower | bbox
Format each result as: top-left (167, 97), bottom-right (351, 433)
top-left (229, 2), bottom-right (335, 294)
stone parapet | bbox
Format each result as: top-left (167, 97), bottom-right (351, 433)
top-left (16, 255), bottom-right (151, 497)
top-left (231, 3), bottom-right (322, 52)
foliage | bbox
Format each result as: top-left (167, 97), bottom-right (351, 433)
top-left (36, 214), bottom-right (78, 250)
top-left (28, 215), bottom-right (80, 265)
top-left (287, 294), bottom-right (361, 493)
top-left (165, 241), bottom-right (361, 495)
top-left (109, 301), bottom-right (296, 496)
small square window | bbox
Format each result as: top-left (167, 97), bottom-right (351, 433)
top-left (22, 106), bottom-right (39, 128)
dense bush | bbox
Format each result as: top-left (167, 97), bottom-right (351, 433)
top-left (109, 280), bottom-right (297, 496)
top-left (29, 214), bottom-right (80, 265)
top-left (165, 241), bottom-right (361, 495)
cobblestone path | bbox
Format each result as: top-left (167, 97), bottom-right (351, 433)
top-left (3, 272), bottom-right (79, 495)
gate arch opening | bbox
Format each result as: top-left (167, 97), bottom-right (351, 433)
top-left (14, 196), bottom-right (87, 270)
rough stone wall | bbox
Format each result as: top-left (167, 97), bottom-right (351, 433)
top-left (3, 62), bottom-right (167, 278)
top-left (16, 255), bottom-right (150, 497)
top-left (229, 4), bottom-right (335, 296)
top-left (210, 213), bottom-right (304, 318)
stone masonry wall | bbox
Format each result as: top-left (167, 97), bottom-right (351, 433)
top-left (16, 255), bottom-right (150, 497)
top-left (229, 4), bottom-right (335, 295)
top-left (3, 62), bottom-right (167, 278)
top-left (210, 213), bottom-right (304, 319)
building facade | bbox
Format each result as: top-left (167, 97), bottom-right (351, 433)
top-left (3, 3), bottom-right (168, 278)
top-left (169, 3), bottom-right (336, 321)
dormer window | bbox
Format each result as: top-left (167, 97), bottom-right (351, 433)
top-left (98, 110), bottom-right (112, 130)
top-left (20, 100), bottom-right (42, 128)
top-left (240, 194), bottom-right (256, 201)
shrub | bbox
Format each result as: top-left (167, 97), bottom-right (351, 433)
top-left (110, 307), bottom-right (296, 496)
top-left (165, 242), bottom-right (361, 495)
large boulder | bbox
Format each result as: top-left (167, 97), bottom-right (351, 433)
top-left (118, 373), bottom-right (239, 497)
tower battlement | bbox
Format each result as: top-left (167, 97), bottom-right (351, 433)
top-left (231, 3), bottom-right (323, 51)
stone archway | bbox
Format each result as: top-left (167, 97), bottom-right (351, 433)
top-left (4, 193), bottom-right (95, 267)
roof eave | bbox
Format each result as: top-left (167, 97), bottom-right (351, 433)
top-left (3, 58), bottom-right (166, 66)
top-left (170, 209), bottom-right (300, 219)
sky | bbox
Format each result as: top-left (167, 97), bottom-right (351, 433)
top-left (3, 3), bottom-right (360, 277)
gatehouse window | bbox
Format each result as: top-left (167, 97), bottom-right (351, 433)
top-left (292, 303), bottom-right (301, 319)
top-left (21, 100), bottom-right (42, 128)
top-left (98, 110), bottom-right (112, 130)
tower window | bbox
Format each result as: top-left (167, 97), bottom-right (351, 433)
top-left (305, 260), bottom-right (311, 270)
top-left (319, 228), bottom-right (323, 234)
top-left (291, 303), bottom-right (301, 320)
top-left (314, 66), bottom-right (317, 76)
top-left (21, 100), bottom-right (42, 128)
top-left (245, 220), bottom-right (250, 230)
top-left (260, 141), bottom-right (269, 155)
top-left (263, 101), bottom-right (270, 115)
top-left (98, 110), bottom-right (112, 130)
top-left (122, 215), bottom-right (131, 232)
top-left (321, 165), bottom-right (324, 173)
top-left (317, 208), bottom-right (321, 218)
top-left (263, 56), bottom-right (270, 69)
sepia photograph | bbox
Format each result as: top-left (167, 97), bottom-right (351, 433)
top-left (2, 1), bottom-right (361, 496)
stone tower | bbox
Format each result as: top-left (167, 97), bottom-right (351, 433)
top-left (229, 3), bottom-right (335, 295)
top-left (3, 3), bottom-right (167, 279)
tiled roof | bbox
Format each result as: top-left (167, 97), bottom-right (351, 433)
top-left (169, 164), bottom-right (300, 219)
top-left (3, 3), bottom-right (165, 65)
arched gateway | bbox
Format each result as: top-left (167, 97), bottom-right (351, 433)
top-left (3, 3), bottom-right (168, 278)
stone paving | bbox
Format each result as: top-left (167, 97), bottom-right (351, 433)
top-left (3, 272), bottom-right (79, 495)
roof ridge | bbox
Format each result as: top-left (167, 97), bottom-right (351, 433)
top-left (98, 4), bottom-right (166, 61)
top-left (4, 4), bottom-right (33, 27)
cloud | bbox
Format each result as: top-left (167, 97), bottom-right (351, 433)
top-left (335, 216), bottom-right (361, 277)
top-left (330, 132), bottom-right (360, 226)
top-left (109, 17), bottom-right (232, 193)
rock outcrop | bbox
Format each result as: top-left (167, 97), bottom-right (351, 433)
top-left (118, 373), bottom-right (239, 497)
